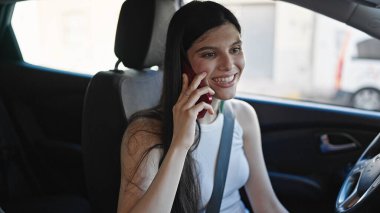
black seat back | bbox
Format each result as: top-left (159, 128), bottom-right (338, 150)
top-left (81, 0), bottom-right (176, 212)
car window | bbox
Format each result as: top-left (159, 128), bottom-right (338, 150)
top-left (213, 0), bottom-right (380, 112)
top-left (11, 0), bottom-right (126, 74)
top-left (12, 0), bottom-right (380, 112)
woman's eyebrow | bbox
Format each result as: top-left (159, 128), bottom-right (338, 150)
top-left (195, 46), bottom-right (216, 53)
top-left (195, 40), bottom-right (242, 53)
top-left (233, 40), bottom-right (242, 46)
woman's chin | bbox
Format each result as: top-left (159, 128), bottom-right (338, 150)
top-left (213, 90), bottom-right (236, 100)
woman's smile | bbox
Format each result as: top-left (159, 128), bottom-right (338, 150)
top-left (211, 73), bottom-right (238, 88)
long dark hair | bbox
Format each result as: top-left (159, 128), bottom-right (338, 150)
top-left (129, 1), bottom-right (241, 212)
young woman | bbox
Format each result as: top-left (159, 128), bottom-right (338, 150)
top-left (117, 1), bottom-right (288, 213)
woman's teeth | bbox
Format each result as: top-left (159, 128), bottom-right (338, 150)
top-left (213, 75), bottom-right (234, 83)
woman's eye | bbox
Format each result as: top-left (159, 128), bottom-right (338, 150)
top-left (201, 52), bottom-right (216, 58)
top-left (231, 47), bottom-right (241, 54)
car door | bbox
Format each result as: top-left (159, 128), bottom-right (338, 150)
top-left (241, 97), bottom-right (380, 212)
top-left (0, 27), bottom-right (91, 197)
top-left (0, 1), bottom-right (95, 198)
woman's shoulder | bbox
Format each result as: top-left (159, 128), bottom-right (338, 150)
top-left (127, 116), bottom-right (162, 132)
top-left (226, 99), bottom-right (257, 117)
top-left (122, 117), bottom-right (163, 150)
top-left (226, 99), bottom-right (258, 129)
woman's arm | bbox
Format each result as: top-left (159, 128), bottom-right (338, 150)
top-left (117, 118), bottom-right (188, 213)
top-left (232, 100), bottom-right (288, 213)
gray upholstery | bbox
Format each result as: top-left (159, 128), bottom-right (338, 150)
top-left (82, 0), bottom-right (176, 212)
top-left (121, 69), bottom-right (163, 118)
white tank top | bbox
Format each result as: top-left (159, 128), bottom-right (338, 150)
top-left (193, 112), bottom-right (250, 213)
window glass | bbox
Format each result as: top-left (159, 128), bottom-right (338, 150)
top-left (214, 0), bottom-right (380, 112)
top-left (12, 0), bottom-right (125, 74)
top-left (12, 0), bottom-right (380, 112)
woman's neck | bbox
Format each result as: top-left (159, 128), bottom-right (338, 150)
top-left (198, 98), bottom-right (221, 124)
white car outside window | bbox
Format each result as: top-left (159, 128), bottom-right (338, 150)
top-left (337, 31), bottom-right (380, 111)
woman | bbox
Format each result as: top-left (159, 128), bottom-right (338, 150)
top-left (117, 1), bottom-right (288, 213)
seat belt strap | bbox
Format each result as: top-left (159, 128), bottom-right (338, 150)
top-left (206, 102), bottom-right (235, 213)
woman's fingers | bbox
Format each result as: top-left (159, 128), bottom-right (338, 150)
top-left (178, 72), bottom-right (208, 105)
top-left (191, 101), bottom-right (215, 115)
top-left (184, 86), bottom-right (215, 108)
top-left (176, 71), bottom-right (216, 118)
top-left (188, 72), bottom-right (207, 91)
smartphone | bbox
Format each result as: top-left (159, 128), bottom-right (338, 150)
top-left (182, 62), bottom-right (212, 118)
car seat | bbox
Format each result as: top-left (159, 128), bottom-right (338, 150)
top-left (81, 0), bottom-right (176, 212)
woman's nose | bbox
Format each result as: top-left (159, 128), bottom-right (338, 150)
top-left (218, 54), bottom-right (233, 71)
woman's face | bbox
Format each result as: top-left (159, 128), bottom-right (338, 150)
top-left (187, 22), bottom-right (245, 100)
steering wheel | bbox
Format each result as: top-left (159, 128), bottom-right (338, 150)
top-left (336, 133), bottom-right (380, 212)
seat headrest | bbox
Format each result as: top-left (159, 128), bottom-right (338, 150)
top-left (114, 0), bottom-right (176, 70)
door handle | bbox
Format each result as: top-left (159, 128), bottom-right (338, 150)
top-left (320, 133), bottom-right (360, 154)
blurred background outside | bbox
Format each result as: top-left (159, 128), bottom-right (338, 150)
top-left (12, 0), bottom-right (380, 111)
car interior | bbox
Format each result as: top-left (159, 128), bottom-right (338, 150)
top-left (0, 0), bottom-right (380, 213)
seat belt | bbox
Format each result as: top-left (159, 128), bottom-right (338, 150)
top-left (206, 101), bottom-right (235, 213)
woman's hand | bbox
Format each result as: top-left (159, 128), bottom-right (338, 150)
top-left (171, 72), bottom-right (215, 151)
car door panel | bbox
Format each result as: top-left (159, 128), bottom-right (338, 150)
top-left (240, 97), bottom-right (380, 212)
top-left (0, 61), bottom-right (91, 194)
